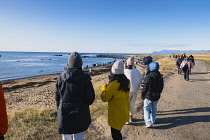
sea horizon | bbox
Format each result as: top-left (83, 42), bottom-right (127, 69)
top-left (0, 51), bottom-right (128, 81)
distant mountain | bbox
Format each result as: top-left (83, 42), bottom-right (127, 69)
top-left (151, 50), bottom-right (210, 54)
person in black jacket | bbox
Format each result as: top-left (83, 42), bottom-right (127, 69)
top-left (176, 55), bottom-right (182, 74)
top-left (141, 62), bottom-right (164, 128)
top-left (55, 52), bottom-right (95, 140)
top-left (141, 56), bottom-right (153, 87)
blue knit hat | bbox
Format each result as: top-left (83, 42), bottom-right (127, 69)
top-left (149, 62), bottom-right (159, 71)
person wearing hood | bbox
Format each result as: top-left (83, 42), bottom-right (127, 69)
top-left (55, 52), bottom-right (95, 140)
top-left (141, 56), bottom-right (153, 87)
top-left (0, 82), bottom-right (8, 140)
top-left (141, 62), bottom-right (164, 128)
top-left (124, 57), bottom-right (142, 124)
top-left (101, 61), bottom-right (130, 140)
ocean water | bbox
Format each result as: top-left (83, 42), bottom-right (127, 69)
top-left (0, 51), bottom-right (125, 81)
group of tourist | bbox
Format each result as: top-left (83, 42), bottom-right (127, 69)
top-left (54, 52), bottom-right (164, 140)
top-left (176, 53), bottom-right (195, 81)
top-left (0, 52), bottom-right (164, 140)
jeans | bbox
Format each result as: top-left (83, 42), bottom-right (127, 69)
top-left (111, 127), bottom-right (122, 140)
top-left (62, 131), bottom-right (85, 140)
top-left (143, 99), bottom-right (158, 126)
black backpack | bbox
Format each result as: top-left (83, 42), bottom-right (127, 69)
top-left (150, 74), bottom-right (164, 99)
top-left (183, 62), bottom-right (188, 69)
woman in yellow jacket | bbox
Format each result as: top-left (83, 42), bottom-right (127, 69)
top-left (101, 61), bottom-right (130, 140)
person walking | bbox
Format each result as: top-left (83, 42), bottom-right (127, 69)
top-left (55, 52), bottom-right (95, 140)
top-left (0, 82), bottom-right (8, 140)
top-left (180, 57), bottom-right (194, 81)
top-left (141, 56), bottom-right (153, 87)
top-left (176, 55), bottom-right (182, 74)
top-left (124, 57), bottom-right (142, 124)
top-left (180, 53), bottom-right (187, 61)
top-left (189, 55), bottom-right (195, 66)
top-left (141, 62), bottom-right (164, 128)
top-left (101, 61), bottom-right (130, 140)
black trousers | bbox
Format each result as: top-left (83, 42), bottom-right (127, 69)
top-left (111, 127), bottom-right (122, 140)
top-left (182, 67), bottom-right (189, 80)
top-left (0, 136), bottom-right (4, 140)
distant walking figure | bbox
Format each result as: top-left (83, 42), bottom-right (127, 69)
top-left (189, 55), bottom-right (195, 66)
top-left (180, 53), bottom-right (187, 61)
top-left (141, 56), bottom-right (153, 87)
top-left (0, 82), bottom-right (8, 140)
top-left (180, 57), bottom-right (194, 81)
top-left (55, 52), bottom-right (95, 140)
top-left (124, 57), bottom-right (142, 124)
top-left (101, 61), bottom-right (130, 140)
top-left (142, 62), bottom-right (164, 128)
top-left (176, 55), bottom-right (182, 74)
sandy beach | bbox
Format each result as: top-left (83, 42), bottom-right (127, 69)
top-left (2, 64), bottom-right (113, 110)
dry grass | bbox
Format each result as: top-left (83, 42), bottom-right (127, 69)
top-left (6, 106), bottom-right (60, 140)
top-left (188, 52), bottom-right (210, 63)
top-left (184, 52), bottom-right (210, 71)
top-left (89, 72), bottom-right (109, 120)
top-left (156, 57), bottom-right (177, 77)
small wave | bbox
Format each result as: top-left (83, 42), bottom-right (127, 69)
top-left (20, 63), bottom-right (52, 67)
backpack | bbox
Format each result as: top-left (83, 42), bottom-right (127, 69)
top-left (150, 74), bottom-right (164, 98)
top-left (183, 62), bottom-right (188, 69)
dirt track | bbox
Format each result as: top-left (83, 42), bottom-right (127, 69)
top-left (87, 61), bottom-right (210, 140)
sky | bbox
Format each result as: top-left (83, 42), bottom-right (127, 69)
top-left (0, 0), bottom-right (210, 54)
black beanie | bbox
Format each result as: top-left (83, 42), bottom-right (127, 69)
top-left (67, 52), bottom-right (83, 68)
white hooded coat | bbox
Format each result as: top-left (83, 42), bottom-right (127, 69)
top-left (124, 67), bottom-right (142, 92)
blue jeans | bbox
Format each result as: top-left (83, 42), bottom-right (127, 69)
top-left (62, 131), bottom-right (85, 140)
top-left (143, 99), bottom-right (158, 126)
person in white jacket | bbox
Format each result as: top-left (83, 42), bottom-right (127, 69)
top-left (124, 57), bottom-right (142, 124)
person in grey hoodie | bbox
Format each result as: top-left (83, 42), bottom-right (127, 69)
top-left (124, 57), bottom-right (142, 124)
top-left (55, 52), bottom-right (95, 140)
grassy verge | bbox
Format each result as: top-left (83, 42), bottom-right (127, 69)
top-left (6, 106), bottom-right (60, 140)
top-left (156, 57), bottom-right (177, 77)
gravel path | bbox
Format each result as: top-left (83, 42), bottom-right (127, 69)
top-left (120, 61), bottom-right (210, 140)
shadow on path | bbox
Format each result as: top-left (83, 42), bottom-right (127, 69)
top-left (189, 79), bottom-right (210, 82)
top-left (191, 72), bottom-right (207, 75)
top-left (153, 107), bottom-right (210, 129)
